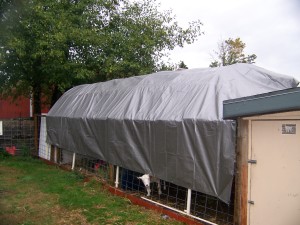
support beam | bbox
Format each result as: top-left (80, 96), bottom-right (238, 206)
top-left (234, 118), bottom-right (249, 225)
top-left (54, 146), bottom-right (57, 163)
top-left (186, 188), bottom-right (192, 215)
top-left (72, 152), bottom-right (76, 170)
top-left (115, 166), bottom-right (119, 188)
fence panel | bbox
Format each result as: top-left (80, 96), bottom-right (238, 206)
top-left (37, 115), bottom-right (235, 225)
top-left (117, 167), bottom-right (234, 225)
top-left (0, 117), bottom-right (34, 155)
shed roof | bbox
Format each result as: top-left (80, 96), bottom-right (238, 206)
top-left (223, 87), bottom-right (300, 119)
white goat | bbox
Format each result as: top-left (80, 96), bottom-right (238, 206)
top-left (137, 174), bottom-right (166, 196)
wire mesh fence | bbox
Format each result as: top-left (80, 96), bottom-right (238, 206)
top-left (36, 147), bottom-right (234, 224)
top-left (190, 189), bottom-right (234, 225)
top-left (33, 114), bottom-right (234, 225)
top-left (0, 117), bottom-right (35, 156)
top-left (118, 167), bottom-right (234, 225)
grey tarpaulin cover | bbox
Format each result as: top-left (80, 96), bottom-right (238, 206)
top-left (46, 64), bottom-right (298, 203)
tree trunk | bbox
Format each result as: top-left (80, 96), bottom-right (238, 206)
top-left (51, 85), bottom-right (63, 107)
top-left (32, 83), bottom-right (42, 115)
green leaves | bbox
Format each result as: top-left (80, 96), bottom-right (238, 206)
top-left (210, 37), bottom-right (257, 67)
top-left (0, 0), bottom-right (202, 113)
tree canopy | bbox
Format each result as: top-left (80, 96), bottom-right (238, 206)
top-left (0, 0), bottom-right (202, 114)
top-left (178, 60), bottom-right (188, 69)
top-left (209, 37), bottom-right (257, 67)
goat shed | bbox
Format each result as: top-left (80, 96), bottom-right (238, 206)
top-left (46, 63), bottom-right (298, 204)
top-left (224, 87), bottom-right (300, 225)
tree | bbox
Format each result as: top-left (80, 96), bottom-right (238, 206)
top-left (0, 0), bottom-right (202, 114)
top-left (209, 37), bottom-right (257, 67)
top-left (156, 62), bottom-right (176, 71)
top-left (178, 60), bottom-right (188, 69)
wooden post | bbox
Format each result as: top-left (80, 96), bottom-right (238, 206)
top-left (57, 148), bottom-right (62, 163)
top-left (109, 164), bottom-right (115, 185)
top-left (34, 115), bottom-right (39, 156)
top-left (54, 146), bottom-right (57, 163)
top-left (234, 118), bottom-right (249, 225)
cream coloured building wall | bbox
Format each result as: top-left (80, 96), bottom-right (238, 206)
top-left (242, 111), bottom-right (300, 225)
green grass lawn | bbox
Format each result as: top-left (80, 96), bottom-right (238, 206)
top-left (0, 155), bottom-right (183, 225)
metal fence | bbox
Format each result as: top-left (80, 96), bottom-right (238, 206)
top-left (0, 117), bottom-right (35, 156)
top-left (118, 166), bottom-right (234, 225)
top-left (37, 151), bottom-right (234, 224)
top-left (34, 114), bottom-right (234, 225)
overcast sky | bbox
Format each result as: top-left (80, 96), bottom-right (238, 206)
top-left (158, 0), bottom-right (300, 81)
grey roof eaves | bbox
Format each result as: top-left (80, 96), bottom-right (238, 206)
top-left (223, 87), bottom-right (300, 119)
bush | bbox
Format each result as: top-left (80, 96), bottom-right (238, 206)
top-left (21, 146), bottom-right (31, 157)
top-left (0, 147), bottom-right (11, 159)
